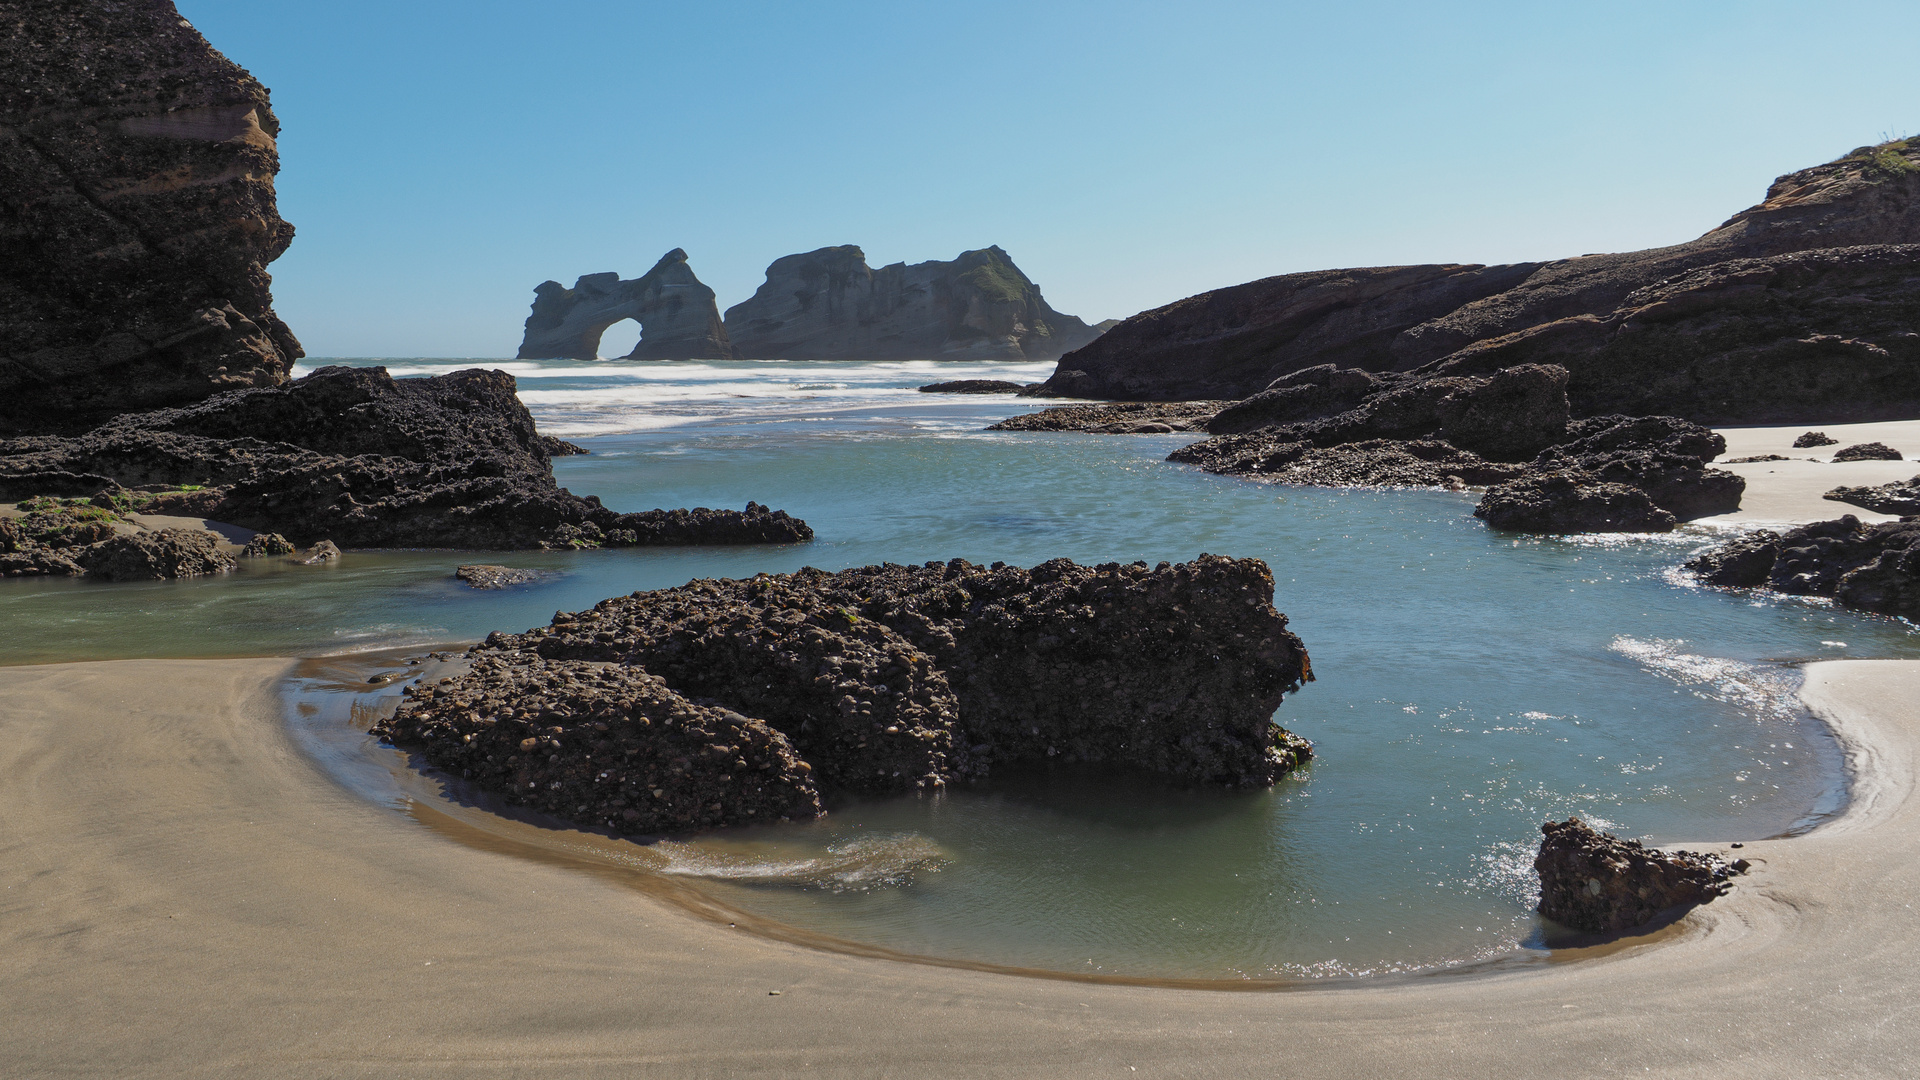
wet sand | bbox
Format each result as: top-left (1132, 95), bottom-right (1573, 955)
top-left (1704, 418), bottom-right (1919, 527)
top-left (3, 656), bottom-right (1917, 1076)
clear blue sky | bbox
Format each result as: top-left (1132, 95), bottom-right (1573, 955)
top-left (177, 0), bottom-right (1920, 358)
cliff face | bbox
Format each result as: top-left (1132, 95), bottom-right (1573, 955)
top-left (0, 0), bottom-right (301, 434)
top-left (516, 249), bottom-right (735, 360)
top-left (723, 245), bottom-right (1103, 361)
top-left (1042, 140), bottom-right (1920, 422)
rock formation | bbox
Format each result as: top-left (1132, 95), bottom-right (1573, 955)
top-left (1535, 818), bottom-right (1743, 934)
top-left (1033, 141), bottom-right (1920, 425)
top-left (0, 0), bottom-right (302, 433)
top-left (1, 365), bottom-right (813, 549)
top-left (1795, 431), bottom-right (1840, 448)
top-left (1686, 515), bottom-right (1920, 619)
top-left (1832, 442), bottom-right (1904, 462)
top-left (516, 249), bottom-right (735, 360)
top-left (0, 497), bottom-right (234, 580)
top-left (375, 555), bottom-right (1315, 835)
top-left (917, 379), bottom-right (1028, 394)
top-left (989, 401), bottom-right (1226, 434)
top-left (723, 246), bottom-right (1104, 361)
top-left (1826, 476), bottom-right (1920, 515)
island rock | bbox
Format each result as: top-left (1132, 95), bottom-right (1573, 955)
top-left (516, 249), bottom-right (735, 360)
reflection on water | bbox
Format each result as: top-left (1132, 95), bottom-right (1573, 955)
top-left (13, 357), bottom-right (1918, 980)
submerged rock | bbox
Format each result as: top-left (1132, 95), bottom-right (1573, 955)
top-left (1535, 818), bottom-right (1743, 933)
top-left (989, 401), bottom-right (1228, 434)
top-left (371, 653), bottom-right (824, 835)
top-left (918, 380), bottom-right (1028, 394)
top-left (1794, 431), bottom-right (1839, 448)
top-left (298, 540), bottom-right (341, 565)
top-left (1832, 441), bottom-right (1904, 461)
top-left (455, 564), bottom-right (553, 589)
top-left (1685, 515), bottom-right (1920, 619)
top-left (1826, 475), bottom-right (1920, 515)
top-left (380, 555), bottom-right (1315, 835)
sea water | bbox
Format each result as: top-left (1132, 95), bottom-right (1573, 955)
top-left (6, 356), bottom-right (1915, 980)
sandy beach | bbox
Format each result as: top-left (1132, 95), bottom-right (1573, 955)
top-left (0, 654), bottom-right (1914, 1077)
top-left (1704, 418), bottom-right (1919, 527)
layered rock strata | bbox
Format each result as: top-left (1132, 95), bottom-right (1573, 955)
top-left (376, 556), bottom-right (1315, 835)
top-left (1035, 142), bottom-right (1920, 425)
top-left (0, 0), bottom-right (302, 433)
top-left (724, 246), bottom-right (1103, 361)
top-left (1686, 515), bottom-right (1920, 619)
top-left (1826, 476), bottom-right (1920, 515)
top-left (1535, 818), bottom-right (1743, 934)
top-left (516, 249), bottom-right (735, 361)
top-left (0, 365), bottom-right (812, 549)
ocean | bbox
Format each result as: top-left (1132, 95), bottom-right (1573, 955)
top-left (7, 356), bottom-right (1915, 980)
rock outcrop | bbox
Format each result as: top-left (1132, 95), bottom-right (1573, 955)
top-left (1033, 141), bottom-right (1920, 425)
top-left (724, 246), bottom-right (1104, 361)
top-left (1, 365), bottom-right (813, 549)
top-left (517, 249), bottom-right (735, 360)
top-left (1826, 476), bottom-right (1920, 515)
top-left (1795, 431), bottom-right (1840, 448)
top-left (1832, 441), bottom-right (1904, 462)
top-left (0, 498), bottom-right (233, 580)
top-left (0, 0), bottom-right (302, 433)
top-left (376, 555), bottom-right (1315, 836)
top-left (1686, 515), bottom-right (1920, 619)
top-left (1535, 818), bottom-right (1743, 934)
top-left (989, 401), bottom-right (1227, 434)
top-left (917, 379), bottom-right (1028, 394)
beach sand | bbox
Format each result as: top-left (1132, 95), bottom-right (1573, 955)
top-left (3, 655), bottom-right (1917, 1077)
top-left (1704, 418), bottom-right (1919, 527)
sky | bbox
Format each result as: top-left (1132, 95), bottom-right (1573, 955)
top-left (176, 0), bottom-right (1920, 359)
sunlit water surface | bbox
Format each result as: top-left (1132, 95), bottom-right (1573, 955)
top-left (7, 356), bottom-right (1915, 980)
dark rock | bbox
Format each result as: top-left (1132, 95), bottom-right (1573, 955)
top-left (724, 246), bottom-right (1103, 361)
top-left (1035, 143), bottom-right (1920, 424)
top-left (240, 532), bottom-right (294, 557)
top-left (455, 564), bottom-right (554, 589)
top-left (539, 436), bottom-right (588, 457)
top-left (1169, 434), bottom-right (1527, 488)
top-left (0, 365), bottom-right (813, 550)
top-left (1832, 442), bottom-right (1904, 461)
top-left (1522, 415), bottom-right (1743, 522)
top-left (516, 249), bottom-right (735, 361)
top-left (1726, 454), bottom-right (1790, 463)
top-left (82, 528), bottom-right (234, 581)
top-left (298, 540), bottom-right (341, 565)
top-left (917, 380), bottom-right (1027, 394)
top-left (988, 401), bottom-right (1227, 433)
top-left (1474, 473), bottom-right (1677, 534)
top-left (371, 652), bottom-right (824, 835)
top-left (1535, 818), bottom-right (1741, 933)
top-left (450, 556), bottom-right (1311, 824)
top-left (1794, 431), bottom-right (1839, 448)
top-left (0, 0), bottom-right (301, 433)
top-left (1204, 366), bottom-right (1384, 434)
top-left (1826, 476), bottom-right (1920, 515)
top-left (1686, 515), bottom-right (1920, 618)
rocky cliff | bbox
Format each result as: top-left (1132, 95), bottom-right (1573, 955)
top-left (516, 248), bottom-right (735, 360)
top-left (1038, 140), bottom-right (1920, 423)
top-left (723, 245), bottom-right (1103, 360)
top-left (0, 0), bottom-right (301, 433)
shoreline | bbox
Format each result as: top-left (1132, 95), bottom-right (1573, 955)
top-left (4, 656), bottom-right (1918, 1075)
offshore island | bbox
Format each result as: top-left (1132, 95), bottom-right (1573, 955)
top-left (3, 1), bottom-right (1919, 1076)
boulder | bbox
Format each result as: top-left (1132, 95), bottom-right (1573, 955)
top-left (1686, 515), bottom-right (1920, 619)
top-left (240, 532), bottom-right (294, 557)
top-left (516, 249), bottom-right (735, 361)
top-left (1474, 473), bottom-right (1678, 534)
top-left (1535, 818), bottom-right (1743, 933)
top-left (724, 246), bottom-right (1103, 361)
top-left (82, 528), bottom-right (234, 581)
top-left (917, 380), bottom-right (1027, 394)
top-left (0, 0), bottom-right (300, 433)
top-left (1826, 476), bottom-right (1920, 515)
top-left (298, 540), bottom-right (341, 564)
top-left (370, 653), bottom-right (824, 835)
top-left (1794, 431), bottom-right (1839, 448)
top-left (1522, 415), bottom-right (1743, 521)
top-left (1832, 442), bottom-right (1904, 461)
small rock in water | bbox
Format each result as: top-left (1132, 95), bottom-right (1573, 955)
top-left (1535, 817), bottom-right (1743, 933)
top-left (298, 540), bottom-right (342, 564)
top-left (241, 532), bottom-right (296, 558)
top-left (1793, 431), bottom-right (1839, 448)
top-left (455, 564), bottom-right (552, 589)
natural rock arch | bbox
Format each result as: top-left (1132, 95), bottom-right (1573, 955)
top-left (516, 249), bottom-right (736, 360)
